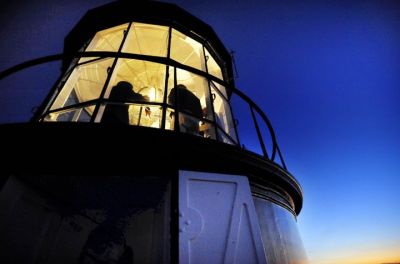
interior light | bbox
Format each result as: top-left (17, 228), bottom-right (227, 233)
top-left (183, 36), bottom-right (201, 55)
top-left (149, 87), bottom-right (156, 101)
top-left (138, 86), bottom-right (162, 102)
top-left (176, 68), bottom-right (193, 85)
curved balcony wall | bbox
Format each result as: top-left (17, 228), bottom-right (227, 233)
top-left (254, 197), bottom-right (308, 263)
top-left (41, 22), bottom-right (238, 144)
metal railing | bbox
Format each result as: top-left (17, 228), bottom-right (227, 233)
top-left (0, 52), bottom-right (287, 170)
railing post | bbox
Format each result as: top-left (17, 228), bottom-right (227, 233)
top-left (276, 145), bottom-right (287, 170)
top-left (250, 106), bottom-right (269, 159)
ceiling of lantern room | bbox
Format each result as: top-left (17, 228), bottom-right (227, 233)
top-left (123, 23), bottom-right (169, 57)
top-left (170, 29), bottom-right (205, 71)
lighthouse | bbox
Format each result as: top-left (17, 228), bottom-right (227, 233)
top-left (0, 1), bottom-right (307, 263)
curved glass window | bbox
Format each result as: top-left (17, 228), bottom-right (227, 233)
top-left (123, 23), bottom-right (169, 57)
top-left (211, 82), bottom-right (237, 143)
top-left (211, 80), bottom-right (228, 99)
top-left (49, 58), bottom-right (114, 112)
top-left (170, 29), bottom-right (205, 71)
top-left (79, 24), bottom-right (128, 64)
top-left (99, 101), bottom-right (163, 128)
top-left (45, 105), bottom-right (94, 122)
top-left (205, 48), bottom-right (223, 80)
top-left (86, 24), bottom-right (128, 52)
top-left (167, 68), bottom-right (213, 120)
top-left (43, 22), bottom-right (238, 145)
top-left (104, 59), bottom-right (166, 103)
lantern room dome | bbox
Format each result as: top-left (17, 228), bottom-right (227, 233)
top-left (41, 0), bottom-right (239, 145)
top-left (63, 0), bottom-right (234, 84)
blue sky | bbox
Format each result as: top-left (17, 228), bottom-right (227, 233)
top-left (0, 1), bottom-right (399, 263)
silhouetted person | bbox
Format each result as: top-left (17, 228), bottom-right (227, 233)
top-left (168, 84), bottom-right (203, 134)
top-left (102, 81), bottom-right (149, 125)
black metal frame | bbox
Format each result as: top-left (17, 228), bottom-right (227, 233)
top-left (42, 22), bottom-right (239, 141)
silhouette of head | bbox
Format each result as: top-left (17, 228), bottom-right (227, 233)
top-left (109, 81), bottom-right (135, 100)
top-left (176, 84), bottom-right (187, 90)
top-left (116, 81), bottom-right (132, 89)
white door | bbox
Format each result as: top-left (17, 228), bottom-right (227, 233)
top-left (179, 170), bottom-right (267, 264)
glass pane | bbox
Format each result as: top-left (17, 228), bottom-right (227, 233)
top-left (211, 82), bottom-right (238, 143)
top-left (85, 23), bottom-right (128, 52)
top-left (50, 58), bottom-right (113, 112)
top-left (165, 107), bottom-right (175, 131)
top-left (205, 48), bottom-right (223, 80)
top-left (104, 59), bottom-right (166, 104)
top-left (80, 23), bottom-right (128, 63)
top-left (167, 68), bottom-right (213, 121)
top-left (166, 68), bottom-right (175, 105)
top-left (123, 23), bottom-right (169, 57)
top-left (217, 128), bottom-right (235, 145)
top-left (170, 29), bottom-right (205, 71)
top-left (129, 104), bottom-right (163, 128)
top-left (212, 81), bottom-right (228, 99)
top-left (177, 112), bottom-right (202, 137)
top-left (101, 102), bottom-right (163, 128)
top-left (199, 120), bottom-right (216, 140)
top-left (45, 106), bottom-right (93, 122)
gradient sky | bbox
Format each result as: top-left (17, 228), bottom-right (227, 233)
top-left (0, 1), bottom-right (399, 263)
